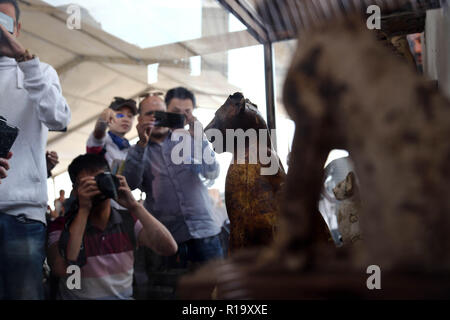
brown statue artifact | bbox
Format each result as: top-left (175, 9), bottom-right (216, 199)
top-left (279, 9), bottom-right (450, 276)
top-left (179, 0), bottom-right (450, 299)
top-left (204, 93), bottom-right (286, 251)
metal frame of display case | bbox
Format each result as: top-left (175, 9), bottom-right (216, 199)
top-left (217, 0), bottom-right (443, 137)
top-left (217, 0), bottom-right (277, 133)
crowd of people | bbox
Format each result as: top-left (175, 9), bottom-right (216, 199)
top-left (0, 0), bottom-right (227, 300)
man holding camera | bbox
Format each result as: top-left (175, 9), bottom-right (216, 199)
top-left (123, 87), bottom-right (224, 271)
top-left (47, 154), bottom-right (177, 300)
top-left (0, 0), bottom-right (71, 300)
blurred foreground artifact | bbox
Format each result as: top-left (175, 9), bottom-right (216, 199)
top-left (179, 0), bottom-right (450, 299)
top-left (204, 93), bottom-right (286, 251)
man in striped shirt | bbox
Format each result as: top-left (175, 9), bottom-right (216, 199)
top-left (47, 154), bottom-right (177, 300)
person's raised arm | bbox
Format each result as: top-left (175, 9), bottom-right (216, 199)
top-left (122, 118), bottom-right (153, 190)
top-left (0, 24), bottom-right (71, 130)
top-left (186, 113), bottom-right (220, 180)
top-left (65, 177), bottom-right (101, 262)
top-left (93, 108), bottom-right (116, 140)
top-left (116, 175), bottom-right (178, 256)
top-left (199, 139), bottom-right (220, 180)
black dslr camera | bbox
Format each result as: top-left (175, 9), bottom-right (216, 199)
top-left (0, 116), bottom-right (19, 158)
top-left (94, 172), bottom-right (120, 201)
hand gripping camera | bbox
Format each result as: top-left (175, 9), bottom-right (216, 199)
top-left (94, 172), bottom-right (120, 201)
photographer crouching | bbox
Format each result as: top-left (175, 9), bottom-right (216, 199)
top-left (47, 154), bottom-right (177, 300)
top-left (0, 0), bottom-right (71, 300)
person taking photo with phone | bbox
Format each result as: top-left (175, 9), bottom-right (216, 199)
top-left (0, 0), bottom-right (71, 300)
top-left (123, 87), bottom-right (223, 278)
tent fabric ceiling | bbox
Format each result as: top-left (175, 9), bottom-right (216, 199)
top-left (16, 0), bottom-right (441, 176)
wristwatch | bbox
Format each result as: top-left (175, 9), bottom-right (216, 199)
top-left (15, 49), bottom-right (35, 63)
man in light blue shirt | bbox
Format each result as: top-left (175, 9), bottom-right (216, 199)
top-left (123, 88), bottom-right (223, 269)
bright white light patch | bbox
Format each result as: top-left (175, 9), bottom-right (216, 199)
top-left (147, 63), bottom-right (159, 84)
top-left (229, 13), bottom-right (247, 32)
top-left (190, 56), bottom-right (202, 76)
top-left (324, 150), bottom-right (350, 168)
top-left (42, 0), bottom-right (203, 48)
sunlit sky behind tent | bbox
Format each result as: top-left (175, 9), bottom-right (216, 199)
top-left (43, 0), bottom-right (204, 48)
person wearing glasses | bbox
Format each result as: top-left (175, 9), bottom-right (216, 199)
top-left (86, 97), bottom-right (138, 172)
top-left (123, 88), bottom-right (223, 276)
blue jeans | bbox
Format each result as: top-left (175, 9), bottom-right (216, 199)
top-left (0, 212), bottom-right (46, 300)
top-left (177, 234), bottom-right (224, 268)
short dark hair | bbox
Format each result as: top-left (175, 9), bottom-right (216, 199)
top-left (0, 0), bottom-right (20, 23)
top-left (165, 87), bottom-right (196, 109)
top-left (68, 153), bottom-right (110, 184)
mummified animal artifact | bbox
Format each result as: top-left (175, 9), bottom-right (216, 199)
top-left (333, 172), bottom-right (362, 245)
top-left (204, 93), bottom-right (286, 251)
top-left (179, 0), bottom-right (450, 299)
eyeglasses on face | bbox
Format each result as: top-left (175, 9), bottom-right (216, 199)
top-left (143, 111), bottom-right (157, 117)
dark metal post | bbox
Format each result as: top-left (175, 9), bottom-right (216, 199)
top-left (216, 0), bottom-right (278, 148)
top-left (264, 42), bottom-right (277, 150)
top-left (216, 0), bottom-right (268, 44)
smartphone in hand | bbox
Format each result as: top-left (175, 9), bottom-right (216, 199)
top-left (0, 116), bottom-right (19, 158)
top-left (154, 111), bottom-right (185, 129)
